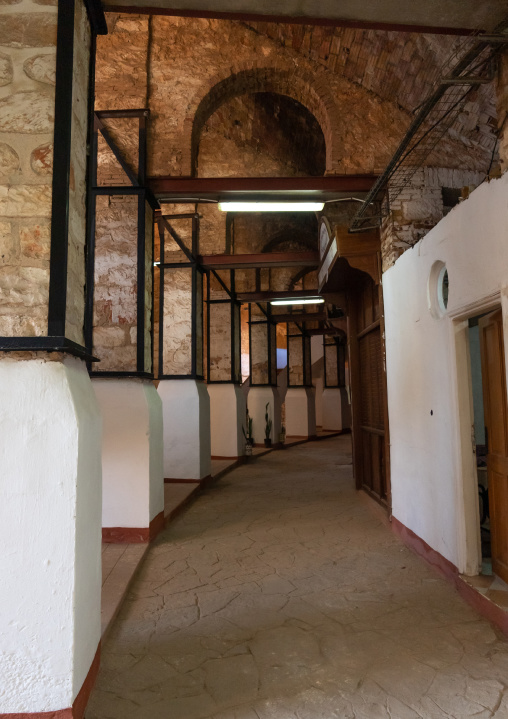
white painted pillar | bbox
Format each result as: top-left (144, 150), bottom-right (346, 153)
top-left (0, 357), bottom-right (102, 715)
top-left (248, 386), bottom-right (282, 445)
top-left (208, 383), bottom-right (246, 458)
top-left (322, 387), bottom-right (350, 431)
top-left (158, 379), bottom-right (211, 480)
top-left (92, 379), bottom-right (164, 542)
top-left (285, 387), bottom-right (317, 438)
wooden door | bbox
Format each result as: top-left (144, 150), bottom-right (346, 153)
top-left (479, 310), bottom-right (508, 583)
top-left (348, 274), bottom-right (391, 510)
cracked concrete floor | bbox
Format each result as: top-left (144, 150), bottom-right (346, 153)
top-left (87, 436), bottom-right (508, 719)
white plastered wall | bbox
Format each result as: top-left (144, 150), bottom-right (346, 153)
top-left (208, 383), bottom-right (246, 457)
top-left (248, 386), bottom-right (282, 444)
top-left (285, 387), bottom-right (317, 437)
top-left (383, 174), bottom-right (508, 574)
top-left (158, 379), bottom-right (211, 479)
top-left (322, 387), bottom-right (349, 431)
top-left (93, 379), bottom-right (164, 529)
top-left (0, 357), bottom-right (102, 713)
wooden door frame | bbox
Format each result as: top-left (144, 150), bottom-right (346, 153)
top-left (449, 290), bottom-right (508, 575)
top-left (347, 269), bottom-right (391, 513)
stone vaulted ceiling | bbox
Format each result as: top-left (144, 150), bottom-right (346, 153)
top-left (103, 1), bottom-right (508, 33)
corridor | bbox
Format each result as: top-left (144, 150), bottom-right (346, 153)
top-left (87, 438), bottom-right (508, 719)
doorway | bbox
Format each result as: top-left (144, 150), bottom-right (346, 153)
top-left (468, 309), bottom-right (508, 583)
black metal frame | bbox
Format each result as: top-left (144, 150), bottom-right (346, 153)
top-left (86, 109), bottom-right (158, 377)
top-left (324, 335), bottom-right (346, 388)
top-left (248, 303), bottom-right (277, 387)
top-left (0, 0), bottom-right (105, 360)
top-left (157, 214), bottom-right (204, 380)
top-left (286, 325), bottom-right (312, 388)
top-left (206, 269), bottom-right (241, 384)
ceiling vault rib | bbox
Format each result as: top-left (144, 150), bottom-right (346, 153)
top-left (101, 5), bottom-right (482, 36)
top-left (349, 22), bottom-right (508, 234)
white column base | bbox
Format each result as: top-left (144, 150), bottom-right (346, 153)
top-left (322, 387), bottom-right (350, 431)
top-left (285, 386), bottom-right (317, 438)
top-left (0, 357), bottom-right (102, 714)
top-left (92, 378), bottom-right (164, 542)
top-left (248, 386), bottom-right (282, 445)
top-left (208, 383), bottom-right (246, 458)
top-left (158, 379), bottom-right (211, 480)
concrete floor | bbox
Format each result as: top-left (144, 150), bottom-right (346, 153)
top-left (87, 436), bottom-right (508, 719)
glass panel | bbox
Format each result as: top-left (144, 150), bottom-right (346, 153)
top-left (325, 341), bottom-right (339, 387)
top-left (162, 266), bottom-right (193, 375)
top-left (195, 268), bottom-right (204, 376)
top-left (288, 335), bottom-right (304, 386)
top-left (93, 194), bottom-right (138, 372)
top-left (144, 201), bottom-right (153, 374)
top-left (251, 322), bottom-right (269, 385)
top-left (233, 302), bottom-right (241, 383)
top-left (209, 302), bottom-right (232, 381)
top-left (304, 335), bottom-right (312, 386)
top-left (269, 322), bottom-right (277, 385)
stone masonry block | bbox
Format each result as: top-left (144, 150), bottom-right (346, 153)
top-left (0, 91), bottom-right (54, 134)
top-left (0, 185), bottom-right (52, 218)
top-left (0, 13), bottom-right (57, 48)
top-left (0, 51), bottom-right (13, 86)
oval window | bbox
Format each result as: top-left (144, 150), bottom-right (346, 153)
top-left (428, 261), bottom-right (449, 319)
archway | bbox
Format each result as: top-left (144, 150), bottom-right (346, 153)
top-left (184, 66), bottom-right (343, 176)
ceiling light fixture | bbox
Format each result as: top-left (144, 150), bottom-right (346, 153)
top-left (270, 297), bottom-right (325, 306)
top-left (218, 202), bottom-right (324, 212)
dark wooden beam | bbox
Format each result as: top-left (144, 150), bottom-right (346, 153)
top-left (306, 327), bottom-right (344, 336)
top-left (84, 0), bottom-right (108, 34)
top-left (272, 312), bottom-right (327, 323)
top-left (96, 108), bottom-right (149, 118)
top-left (237, 289), bottom-right (319, 302)
top-left (199, 251), bottom-right (319, 269)
top-left (149, 175), bottom-right (378, 199)
top-left (103, 6), bottom-right (475, 35)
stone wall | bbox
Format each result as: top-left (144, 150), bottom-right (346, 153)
top-left (66, 0), bottom-right (91, 346)
top-left (381, 167), bottom-right (486, 272)
top-left (0, 0), bottom-right (57, 337)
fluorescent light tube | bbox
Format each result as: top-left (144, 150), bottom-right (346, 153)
top-left (270, 298), bottom-right (325, 306)
top-left (218, 202), bottom-right (324, 212)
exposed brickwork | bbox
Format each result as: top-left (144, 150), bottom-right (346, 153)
top-left (244, 22), bottom-right (497, 165)
top-left (199, 93), bottom-right (326, 178)
top-left (92, 13), bottom-right (503, 373)
top-left (496, 50), bottom-right (508, 174)
top-left (381, 167), bottom-right (486, 271)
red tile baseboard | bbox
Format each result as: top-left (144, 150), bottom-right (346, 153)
top-left (391, 516), bottom-right (458, 581)
top-left (392, 516), bottom-right (508, 638)
top-left (1, 643), bottom-right (100, 719)
top-left (164, 478), bottom-right (203, 483)
top-left (102, 510), bottom-right (165, 543)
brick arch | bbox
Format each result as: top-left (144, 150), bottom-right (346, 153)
top-left (183, 66), bottom-right (342, 176)
top-left (261, 232), bottom-right (314, 254)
